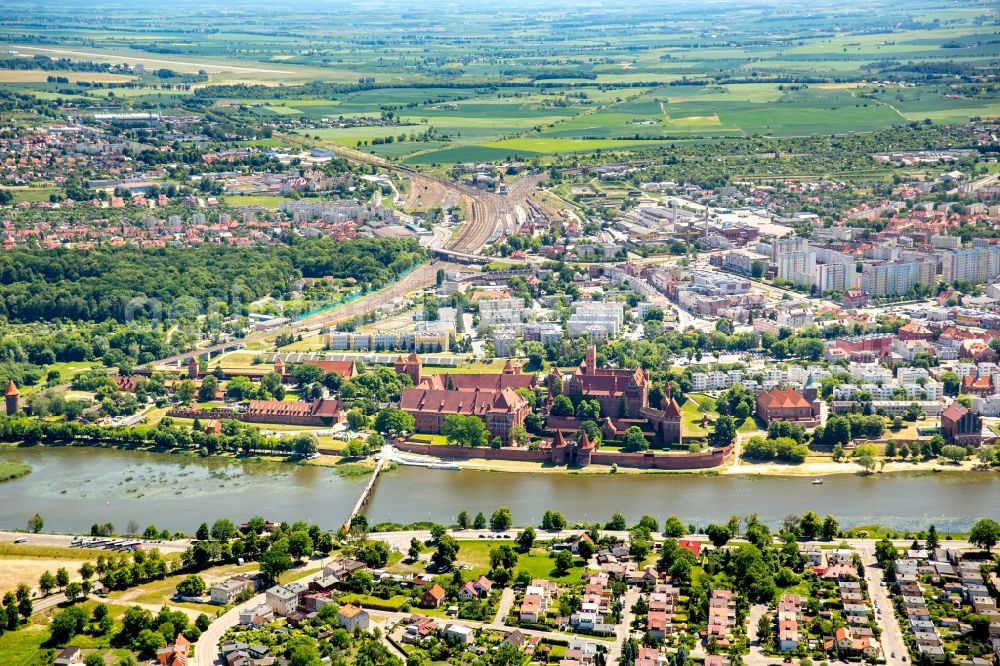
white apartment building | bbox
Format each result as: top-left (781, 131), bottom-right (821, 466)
top-left (478, 297), bottom-right (529, 325)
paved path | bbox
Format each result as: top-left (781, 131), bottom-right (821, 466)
top-left (857, 543), bottom-right (908, 666)
top-left (489, 587), bottom-right (515, 628)
top-left (745, 603), bottom-right (770, 666)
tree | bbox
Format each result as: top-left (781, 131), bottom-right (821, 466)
top-left (874, 538), bottom-right (898, 567)
top-left (663, 515), bottom-right (686, 538)
top-left (940, 371), bottom-right (960, 396)
top-left (39, 571), bottom-right (56, 597)
top-left (175, 379), bottom-right (196, 404)
top-left (824, 416), bottom-right (851, 448)
top-left (433, 535), bottom-right (460, 568)
top-left (550, 395), bottom-right (574, 416)
top-left (622, 426), bottom-right (648, 452)
top-left (491, 506), bottom-right (513, 531)
top-left (195, 522), bottom-right (210, 541)
top-left (456, 511), bottom-right (470, 529)
top-left (287, 635), bottom-right (323, 666)
top-left (50, 605), bottom-right (88, 643)
top-left (853, 443), bottom-right (879, 473)
top-left (473, 512), bottom-right (487, 530)
top-left (210, 518), bottom-right (237, 542)
top-left (408, 538), bottom-right (422, 561)
top-left (542, 510), bottom-right (568, 531)
top-left (346, 409), bottom-right (368, 431)
top-left (65, 581), bottom-right (82, 602)
top-left (442, 414), bottom-right (489, 447)
top-left (708, 415), bottom-right (737, 447)
top-left (606, 512), bottom-right (627, 531)
top-left (176, 575), bottom-right (206, 597)
top-left (940, 445), bottom-right (966, 463)
top-left (798, 512), bottom-right (822, 539)
top-left (821, 515), bottom-right (839, 540)
top-left (969, 518), bottom-right (1000, 551)
top-left (27, 513), bottom-right (43, 533)
top-left (354, 539), bottom-right (389, 568)
top-left (518, 527), bottom-right (536, 552)
top-left (374, 408), bottom-right (415, 436)
top-left (576, 538), bottom-right (596, 561)
top-left (260, 541), bottom-right (293, 581)
top-left (135, 628), bottom-right (167, 655)
top-left (554, 550), bottom-right (573, 575)
top-left (292, 433), bottom-right (318, 457)
top-left (198, 375), bottom-right (219, 401)
top-left (490, 544), bottom-right (519, 570)
top-left (705, 524), bottom-right (732, 548)
top-left (56, 567), bottom-right (70, 591)
top-left (926, 525), bottom-right (939, 550)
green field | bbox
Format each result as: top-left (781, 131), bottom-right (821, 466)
top-left (2, 0), bottom-right (994, 164)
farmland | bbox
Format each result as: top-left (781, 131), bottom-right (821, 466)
top-left (0, 0), bottom-right (996, 164)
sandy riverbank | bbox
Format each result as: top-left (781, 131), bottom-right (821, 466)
top-left (391, 453), bottom-right (989, 477)
top-left (726, 458), bottom-right (980, 477)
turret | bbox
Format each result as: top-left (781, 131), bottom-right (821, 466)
top-left (4, 380), bottom-right (19, 416)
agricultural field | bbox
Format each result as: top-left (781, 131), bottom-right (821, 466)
top-left (0, 0), bottom-right (996, 163)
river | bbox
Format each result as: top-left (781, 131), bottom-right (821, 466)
top-left (1, 446), bottom-right (998, 534)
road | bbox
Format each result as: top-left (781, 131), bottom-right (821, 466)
top-left (745, 603), bottom-right (770, 666)
top-left (856, 542), bottom-right (908, 666)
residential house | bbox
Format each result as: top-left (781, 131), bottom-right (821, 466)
top-left (422, 583), bottom-right (446, 608)
top-left (265, 585), bottom-right (299, 617)
top-left (54, 647), bottom-right (82, 666)
top-left (238, 603), bottom-right (274, 627)
top-left (445, 624), bottom-right (474, 645)
top-left (337, 604), bottom-right (370, 632)
top-left (156, 633), bottom-right (191, 666)
top-left (211, 578), bottom-right (253, 605)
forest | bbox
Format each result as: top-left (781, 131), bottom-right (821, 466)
top-left (0, 237), bottom-right (428, 324)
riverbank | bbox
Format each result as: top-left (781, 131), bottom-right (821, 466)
top-left (0, 461), bottom-right (31, 483)
top-left (390, 449), bottom-right (992, 478)
top-left (726, 457), bottom-right (983, 477)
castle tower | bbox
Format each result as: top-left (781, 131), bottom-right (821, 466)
top-left (274, 358), bottom-right (286, 377)
top-left (394, 352), bottom-right (423, 385)
top-left (803, 373), bottom-right (819, 404)
top-left (5, 380), bottom-right (19, 416)
top-left (187, 356), bottom-right (199, 379)
top-left (581, 345), bottom-right (597, 375)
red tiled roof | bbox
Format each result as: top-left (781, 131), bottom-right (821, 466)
top-left (304, 359), bottom-right (356, 379)
top-left (756, 388), bottom-right (811, 409)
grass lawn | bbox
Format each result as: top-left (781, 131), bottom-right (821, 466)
top-left (339, 593), bottom-right (409, 611)
top-left (0, 599), bottom-right (136, 665)
top-left (411, 434), bottom-right (449, 445)
top-left (0, 543), bottom-right (105, 560)
top-left (681, 394), bottom-right (716, 437)
top-left (452, 540), bottom-right (586, 582)
top-left (109, 561), bottom-right (257, 612)
top-left (279, 565), bottom-right (321, 585)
